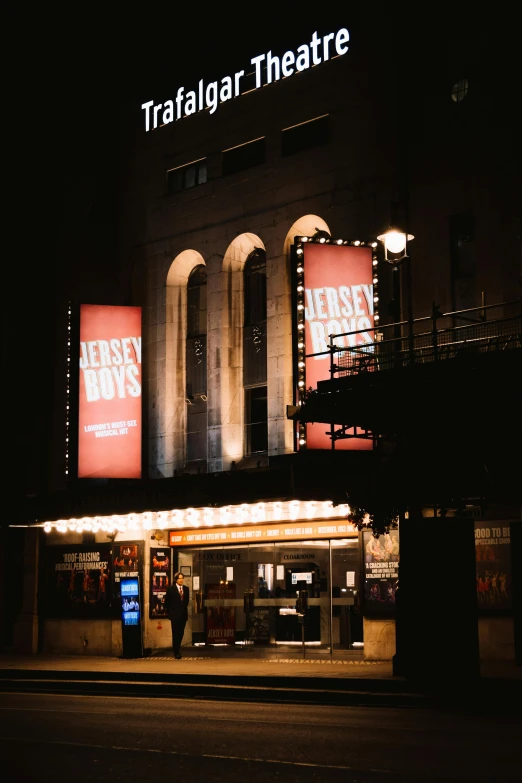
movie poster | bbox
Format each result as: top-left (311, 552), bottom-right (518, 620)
top-left (78, 304), bottom-right (142, 478)
top-left (112, 543), bottom-right (141, 583)
top-left (363, 530), bottom-right (399, 615)
top-left (206, 583), bottom-right (236, 645)
top-left (248, 607), bottom-right (270, 644)
top-left (475, 522), bottom-right (512, 614)
top-left (301, 242), bottom-right (374, 450)
top-left (46, 545), bottom-right (112, 617)
top-left (150, 547), bottom-right (171, 618)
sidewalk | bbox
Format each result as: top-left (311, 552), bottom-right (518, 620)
top-left (0, 650), bottom-right (395, 679)
top-left (0, 650), bottom-right (520, 708)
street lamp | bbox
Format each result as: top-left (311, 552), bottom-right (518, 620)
top-left (377, 227), bottom-right (415, 359)
top-left (376, 228), bottom-right (414, 264)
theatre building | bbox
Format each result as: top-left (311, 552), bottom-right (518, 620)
top-left (7, 12), bottom-right (520, 676)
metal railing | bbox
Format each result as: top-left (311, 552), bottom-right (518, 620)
top-left (322, 299), bottom-right (521, 380)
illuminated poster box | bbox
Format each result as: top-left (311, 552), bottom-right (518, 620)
top-left (120, 577), bottom-right (141, 626)
top-left (294, 239), bottom-right (376, 450)
top-left (78, 304), bottom-right (142, 478)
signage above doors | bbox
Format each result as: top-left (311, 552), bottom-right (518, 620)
top-left (169, 518), bottom-right (358, 547)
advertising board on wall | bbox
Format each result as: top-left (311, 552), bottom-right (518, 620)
top-left (45, 544), bottom-right (112, 618)
top-left (112, 543), bottom-right (141, 583)
top-left (296, 241), bottom-right (375, 450)
top-left (363, 530), bottom-right (399, 615)
top-left (206, 583), bottom-right (236, 645)
top-left (474, 522), bottom-right (512, 614)
top-left (78, 304), bottom-right (142, 478)
top-left (150, 547), bottom-right (171, 618)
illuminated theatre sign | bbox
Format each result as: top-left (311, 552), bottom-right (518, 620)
top-left (293, 238), bottom-right (378, 451)
top-left (141, 27), bottom-right (350, 132)
top-left (78, 304), bottom-right (142, 479)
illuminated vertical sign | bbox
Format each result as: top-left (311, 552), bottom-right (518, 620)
top-left (294, 239), bottom-right (377, 450)
top-left (78, 304), bottom-right (142, 478)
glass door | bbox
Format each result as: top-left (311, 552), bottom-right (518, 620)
top-left (273, 540), bottom-right (330, 651)
top-left (181, 537), bottom-right (360, 652)
top-left (331, 537), bottom-right (363, 650)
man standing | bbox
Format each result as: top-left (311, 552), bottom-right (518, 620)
top-left (165, 571), bottom-right (189, 659)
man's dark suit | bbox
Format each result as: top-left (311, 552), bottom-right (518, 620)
top-left (165, 582), bottom-right (189, 657)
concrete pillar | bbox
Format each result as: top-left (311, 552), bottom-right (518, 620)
top-left (511, 520), bottom-right (522, 666)
top-left (13, 527), bottom-right (40, 654)
top-left (393, 514), bottom-right (480, 682)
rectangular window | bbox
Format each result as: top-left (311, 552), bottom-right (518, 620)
top-left (449, 213), bottom-right (476, 312)
top-left (167, 158), bottom-right (207, 194)
top-left (245, 386), bottom-right (268, 454)
top-left (243, 324), bottom-right (267, 386)
top-left (186, 395), bottom-right (207, 466)
top-left (187, 282), bottom-right (207, 339)
top-left (222, 137), bottom-right (265, 176)
top-left (281, 114), bottom-right (330, 157)
top-left (186, 336), bottom-right (207, 398)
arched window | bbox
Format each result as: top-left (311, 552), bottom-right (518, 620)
top-left (243, 249), bottom-right (267, 454)
top-left (186, 265), bottom-right (207, 470)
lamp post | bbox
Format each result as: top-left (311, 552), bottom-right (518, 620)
top-left (377, 228), bottom-right (414, 362)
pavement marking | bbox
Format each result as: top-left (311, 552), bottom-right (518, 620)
top-left (263, 659), bottom-right (387, 665)
top-left (0, 736), bottom-right (394, 773)
top-left (144, 657), bottom-right (389, 665)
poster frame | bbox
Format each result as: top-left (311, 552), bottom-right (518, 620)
top-left (291, 236), bottom-right (378, 451)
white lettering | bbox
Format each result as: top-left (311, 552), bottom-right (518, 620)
top-left (324, 287), bottom-right (341, 318)
top-left (206, 81), bottom-right (218, 114)
top-left (153, 103), bottom-right (162, 129)
top-left (162, 100), bottom-right (174, 125)
top-left (310, 31), bottom-right (322, 66)
top-left (142, 27), bottom-right (351, 131)
top-left (295, 44), bottom-right (310, 72)
top-left (281, 50), bottom-right (295, 77)
top-left (141, 100), bottom-right (153, 132)
top-left (251, 53), bottom-right (265, 88)
top-left (309, 321), bottom-right (329, 356)
top-left (312, 288), bottom-right (327, 319)
top-left (234, 70), bottom-right (244, 96)
top-left (323, 33), bottom-right (335, 61)
top-left (266, 51), bottom-right (280, 84)
top-left (220, 75), bottom-right (233, 102)
top-left (176, 86), bottom-right (184, 119)
top-left (335, 28), bottom-right (350, 56)
top-left (185, 90), bottom-right (197, 115)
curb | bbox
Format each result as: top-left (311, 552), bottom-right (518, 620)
top-left (1, 668), bottom-right (519, 710)
top-left (0, 676), bottom-right (430, 708)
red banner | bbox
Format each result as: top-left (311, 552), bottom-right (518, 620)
top-left (205, 583), bottom-right (236, 645)
top-left (302, 243), bottom-right (374, 450)
top-left (78, 304), bottom-right (142, 478)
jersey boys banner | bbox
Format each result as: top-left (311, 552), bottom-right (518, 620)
top-left (78, 304), bottom-right (142, 478)
top-left (301, 242), bottom-right (374, 450)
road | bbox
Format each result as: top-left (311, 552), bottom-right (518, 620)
top-left (0, 692), bottom-right (519, 782)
